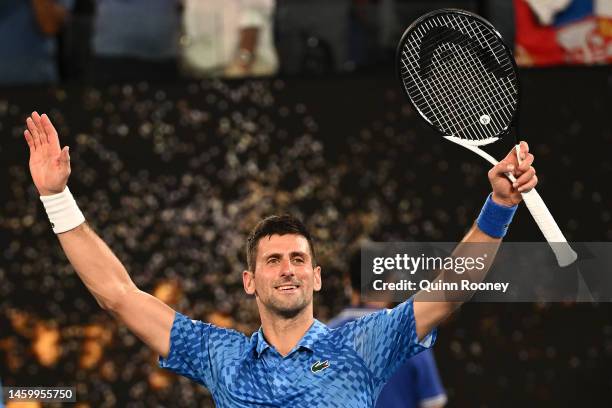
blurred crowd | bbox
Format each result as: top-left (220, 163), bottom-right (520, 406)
top-left (9, 0), bottom-right (611, 86)
top-left (0, 0), bottom-right (278, 84)
top-left (0, 1), bottom-right (610, 406)
top-left (0, 0), bottom-right (506, 86)
top-left (0, 78), bottom-right (406, 407)
top-left (0, 65), bottom-right (611, 405)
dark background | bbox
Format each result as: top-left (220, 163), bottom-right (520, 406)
top-left (1, 67), bottom-right (611, 407)
top-left (1, 0), bottom-right (612, 406)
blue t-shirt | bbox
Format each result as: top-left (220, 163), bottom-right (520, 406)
top-left (0, 0), bottom-right (73, 84)
top-left (328, 307), bottom-right (447, 408)
top-left (159, 298), bottom-right (436, 407)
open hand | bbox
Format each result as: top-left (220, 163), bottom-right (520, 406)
top-left (24, 112), bottom-right (70, 196)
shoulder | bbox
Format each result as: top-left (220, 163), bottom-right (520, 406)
top-left (327, 307), bottom-right (380, 329)
top-left (172, 312), bottom-right (250, 352)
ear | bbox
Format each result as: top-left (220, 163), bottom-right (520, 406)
top-left (313, 266), bottom-right (322, 292)
top-left (243, 270), bottom-right (256, 295)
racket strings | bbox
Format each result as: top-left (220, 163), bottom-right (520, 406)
top-left (430, 46), bottom-right (496, 139)
top-left (404, 37), bottom-right (497, 140)
top-left (429, 45), bottom-right (487, 137)
top-left (424, 39), bottom-right (512, 137)
top-left (402, 37), bottom-right (489, 138)
top-left (467, 17), bottom-right (518, 124)
top-left (428, 31), bottom-right (504, 133)
top-left (429, 16), bottom-right (514, 138)
top-left (400, 12), bottom-right (518, 143)
top-left (418, 26), bottom-right (510, 80)
top-left (445, 18), bottom-right (513, 138)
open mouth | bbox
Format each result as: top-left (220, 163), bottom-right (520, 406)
top-left (275, 285), bottom-right (299, 292)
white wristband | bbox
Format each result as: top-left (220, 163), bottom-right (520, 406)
top-left (40, 186), bottom-right (85, 234)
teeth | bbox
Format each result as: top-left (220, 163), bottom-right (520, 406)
top-left (278, 286), bottom-right (297, 290)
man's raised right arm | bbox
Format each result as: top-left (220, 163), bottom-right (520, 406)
top-left (24, 111), bottom-right (174, 358)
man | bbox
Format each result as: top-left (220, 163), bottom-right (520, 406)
top-left (182, 0), bottom-right (278, 78)
top-left (89, 0), bottom-right (181, 81)
top-left (327, 252), bottom-right (447, 408)
top-left (0, 0), bottom-right (73, 84)
top-left (23, 112), bottom-right (537, 406)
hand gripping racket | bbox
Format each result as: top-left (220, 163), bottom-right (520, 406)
top-left (396, 9), bottom-right (577, 267)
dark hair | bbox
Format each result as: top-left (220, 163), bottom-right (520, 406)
top-left (246, 214), bottom-right (316, 272)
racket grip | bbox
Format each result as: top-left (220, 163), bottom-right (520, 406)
top-left (520, 188), bottom-right (578, 267)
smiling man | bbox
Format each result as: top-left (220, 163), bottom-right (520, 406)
top-left (23, 111), bottom-right (537, 407)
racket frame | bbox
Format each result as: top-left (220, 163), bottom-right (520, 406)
top-left (396, 8), bottom-right (521, 144)
top-left (395, 8), bottom-right (577, 267)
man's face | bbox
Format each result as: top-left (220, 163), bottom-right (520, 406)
top-left (243, 234), bottom-right (322, 319)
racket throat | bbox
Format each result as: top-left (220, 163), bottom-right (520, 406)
top-left (443, 136), bottom-right (500, 168)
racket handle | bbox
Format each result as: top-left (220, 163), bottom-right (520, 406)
top-left (514, 143), bottom-right (577, 266)
top-left (520, 188), bottom-right (578, 267)
top-left (448, 141), bottom-right (577, 266)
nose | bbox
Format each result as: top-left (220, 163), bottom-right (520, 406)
top-left (279, 257), bottom-right (295, 277)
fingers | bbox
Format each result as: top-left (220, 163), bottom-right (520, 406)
top-left (41, 113), bottom-right (61, 148)
top-left (502, 141), bottom-right (530, 166)
top-left (508, 141), bottom-right (537, 192)
top-left (41, 113), bottom-right (58, 140)
top-left (26, 111), bottom-right (48, 150)
top-left (513, 141), bottom-right (535, 179)
top-left (499, 140), bottom-right (534, 176)
top-left (24, 129), bottom-right (35, 151)
top-left (489, 141), bottom-right (538, 197)
top-left (518, 173), bottom-right (538, 192)
top-left (25, 111), bottom-right (62, 155)
top-left (26, 116), bottom-right (42, 149)
top-left (60, 146), bottom-right (70, 164)
top-left (515, 152), bottom-right (534, 177)
top-left (32, 111), bottom-right (48, 144)
top-left (513, 167), bottom-right (536, 190)
top-left (489, 161), bottom-right (515, 179)
top-left (517, 140), bottom-right (529, 161)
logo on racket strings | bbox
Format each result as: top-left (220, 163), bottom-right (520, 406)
top-left (479, 115), bottom-right (491, 125)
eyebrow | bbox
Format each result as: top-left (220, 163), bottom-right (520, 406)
top-left (263, 251), bottom-right (309, 260)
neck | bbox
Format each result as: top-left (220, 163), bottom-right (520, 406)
top-left (258, 304), bottom-right (314, 357)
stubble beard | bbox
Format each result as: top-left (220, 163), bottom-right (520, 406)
top-left (265, 291), bottom-right (311, 319)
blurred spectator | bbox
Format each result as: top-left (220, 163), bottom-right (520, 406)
top-left (56, 0), bottom-right (95, 81)
top-left (89, 0), bottom-right (181, 81)
top-left (0, 377), bottom-right (3, 408)
top-left (181, 0), bottom-right (278, 78)
top-left (0, 0), bottom-right (74, 85)
top-left (328, 251), bottom-right (447, 408)
top-left (349, 0), bottom-right (399, 69)
top-left (276, 0), bottom-right (350, 74)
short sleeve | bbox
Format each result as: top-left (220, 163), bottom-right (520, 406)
top-left (339, 298), bottom-right (437, 391)
top-left (159, 311), bottom-right (249, 393)
top-left (158, 312), bottom-right (215, 388)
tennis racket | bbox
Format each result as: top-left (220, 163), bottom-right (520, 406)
top-left (396, 9), bottom-right (577, 267)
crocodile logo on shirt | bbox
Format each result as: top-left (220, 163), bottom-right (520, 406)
top-left (311, 360), bottom-right (330, 373)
